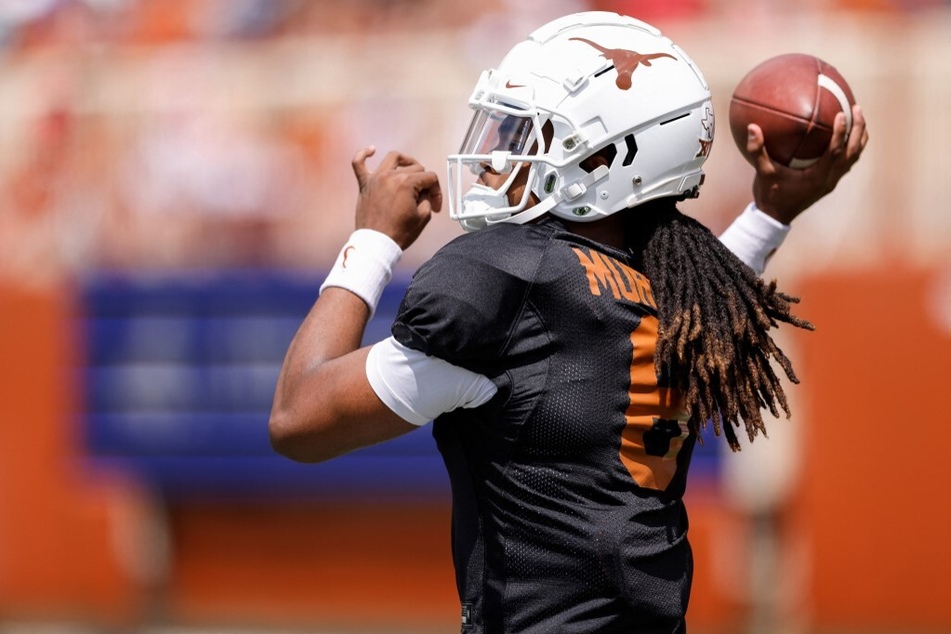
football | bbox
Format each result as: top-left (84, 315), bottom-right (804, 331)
top-left (729, 53), bottom-right (856, 169)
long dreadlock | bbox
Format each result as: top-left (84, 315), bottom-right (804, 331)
top-left (624, 198), bottom-right (814, 451)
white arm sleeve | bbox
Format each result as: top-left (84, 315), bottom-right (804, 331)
top-left (718, 203), bottom-right (792, 275)
top-left (365, 337), bottom-right (499, 426)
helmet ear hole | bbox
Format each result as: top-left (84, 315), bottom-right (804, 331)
top-left (579, 144), bottom-right (617, 173)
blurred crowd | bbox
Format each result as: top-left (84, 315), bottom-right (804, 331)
top-left (0, 0), bottom-right (946, 287)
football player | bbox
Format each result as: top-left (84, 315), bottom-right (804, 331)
top-left (269, 11), bottom-right (868, 633)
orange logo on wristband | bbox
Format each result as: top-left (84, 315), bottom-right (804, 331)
top-left (342, 246), bottom-right (355, 269)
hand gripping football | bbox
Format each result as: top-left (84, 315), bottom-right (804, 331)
top-left (729, 53), bottom-right (856, 169)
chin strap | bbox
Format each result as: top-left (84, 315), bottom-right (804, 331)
top-left (502, 164), bottom-right (610, 226)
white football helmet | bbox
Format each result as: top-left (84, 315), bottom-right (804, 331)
top-left (448, 11), bottom-right (715, 232)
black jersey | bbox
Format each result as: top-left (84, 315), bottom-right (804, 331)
top-left (392, 219), bottom-right (695, 633)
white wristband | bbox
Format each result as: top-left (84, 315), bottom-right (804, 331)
top-left (718, 203), bottom-right (791, 275)
top-left (319, 229), bottom-right (402, 317)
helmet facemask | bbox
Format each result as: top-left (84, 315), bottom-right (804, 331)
top-left (448, 79), bottom-right (552, 232)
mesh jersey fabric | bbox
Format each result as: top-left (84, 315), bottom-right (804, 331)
top-left (392, 219), bottom-right (694, 633)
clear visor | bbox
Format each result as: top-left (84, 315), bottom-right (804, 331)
top-left (460, 109), bottom-right (535, 159)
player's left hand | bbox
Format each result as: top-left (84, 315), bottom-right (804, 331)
top-left (747, 104), bottom-right (869, 225)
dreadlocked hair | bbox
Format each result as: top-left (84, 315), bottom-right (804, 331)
top-left (624, 198), bottom-right (814, 451)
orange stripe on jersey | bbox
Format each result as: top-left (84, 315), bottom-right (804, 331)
top-left (620, 314), bottom-right (688, 491)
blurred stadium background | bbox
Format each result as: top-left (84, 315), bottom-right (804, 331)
top-left (0, 0), bottom-right (949, 632)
